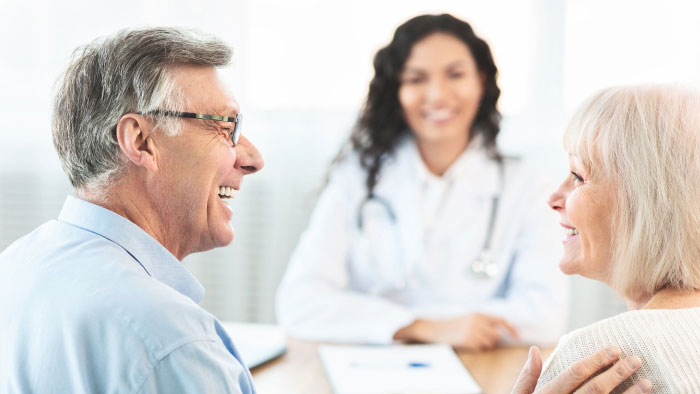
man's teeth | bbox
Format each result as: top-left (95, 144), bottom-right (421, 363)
top-left (566, 228), bottom-right (579, 236)
top-left (217, 186), bottom-right (236, 199)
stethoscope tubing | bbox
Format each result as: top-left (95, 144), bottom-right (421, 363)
top-left (356, 159), bottom-right (506, 282)
top-left (480, 159), bottom-right (505, 253)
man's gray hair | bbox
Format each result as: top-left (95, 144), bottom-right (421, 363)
top-left (52, 27), bottom-right (232, 196)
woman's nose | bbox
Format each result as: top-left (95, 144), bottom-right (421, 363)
top-left (426, 77), bottom-right (449, 103)
top-left (548, 179), bottom-right (568, 211)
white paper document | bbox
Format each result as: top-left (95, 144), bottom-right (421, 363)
top-left (221, 322), bottom-right (287, 369)
top-left (319, 344), bottom-right (482, 394)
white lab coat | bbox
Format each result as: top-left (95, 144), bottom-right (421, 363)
top-left (276, 136), bottom-right (569, 345)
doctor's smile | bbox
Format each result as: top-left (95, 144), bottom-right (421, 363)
top-left (421, 107), bottom-right (459, 124)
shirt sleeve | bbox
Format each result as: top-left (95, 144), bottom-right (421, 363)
top-left (476, 174), bottom-right (570, 345)
top-left (136, 340), bottom-right (252, 394)
top-left (275, 160), bottom-right (415, 344)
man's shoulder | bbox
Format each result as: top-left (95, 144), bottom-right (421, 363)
top-left (0, 219), bottom-right (220, 359)
top-left (1, 219), bottom-right (126, 265)
top-left (0, 236), bottom-right (235, 393)
top-left (55, 249), bottom-right (222, 360)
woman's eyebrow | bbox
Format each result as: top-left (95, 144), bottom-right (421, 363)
top-left (401, 67), bottom-right (426, 75)
top-left (403, 60), bottom-right (470, 74)
top-left (445, 60), bottom-right (470, 69)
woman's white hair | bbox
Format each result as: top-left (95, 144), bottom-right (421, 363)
top-left (564, 84), bottom-right (700, 301)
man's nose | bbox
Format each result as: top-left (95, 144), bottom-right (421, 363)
top-left (234, 135), bottom-right (264, 175)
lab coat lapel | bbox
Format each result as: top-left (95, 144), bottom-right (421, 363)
top-left (429, 146), bottom-right (501, 276)
top-left (373, 139), bottom-right (425, 284)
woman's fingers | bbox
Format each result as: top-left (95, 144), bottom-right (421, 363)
top-left (465, 330), bottom-right (494, 351)
top-left (489, 315), bottom-right (519, 338)
top-left (473, 315), bottom-right (512, 348)
top-left (575, 356), bottom-right (646, 394)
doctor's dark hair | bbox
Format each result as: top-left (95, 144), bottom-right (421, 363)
top-left (345, 13), bottom-right (501, 195)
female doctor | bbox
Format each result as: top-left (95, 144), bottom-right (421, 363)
top-left (276, 14), bottom-right (568, 350)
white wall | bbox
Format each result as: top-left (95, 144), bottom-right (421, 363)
top-left (1, 0), bottom-right (699, 330)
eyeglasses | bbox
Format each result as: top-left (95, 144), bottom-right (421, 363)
top-left (141, 110), bottom-right (242, 146)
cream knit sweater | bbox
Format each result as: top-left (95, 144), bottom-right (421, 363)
top-left (535, 307), bottom-right (700, 393)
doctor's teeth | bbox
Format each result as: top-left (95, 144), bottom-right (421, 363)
top-left (425, 110), bottom-right (452, 120)
top-left (566, 228), bottom-right (579, 236)
top-left (217, 186), bottom-right (236, 199)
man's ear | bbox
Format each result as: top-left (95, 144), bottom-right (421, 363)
top-left (115, 114), bottom-right (158, 172)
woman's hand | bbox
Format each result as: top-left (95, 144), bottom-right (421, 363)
top-left (393, 313), bottom-right (518, 350)
top-left (511, 346), bottom-right (652, 394)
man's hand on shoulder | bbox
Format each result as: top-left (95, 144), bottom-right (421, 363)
top-left (511, 346), bottom-right (652, 394)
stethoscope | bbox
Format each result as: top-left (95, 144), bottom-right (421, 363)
top-left (356, 159), bottom-right (505, 288)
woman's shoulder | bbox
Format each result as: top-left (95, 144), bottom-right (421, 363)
top-left (329, 150), bottom-right (363, 177)
top-left (538, 307), bottom-right (700, 392)
top-left (564, 307), bottom-right (700, 342)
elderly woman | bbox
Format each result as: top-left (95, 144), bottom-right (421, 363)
top-left (534, 85), bottom-right (700, 392)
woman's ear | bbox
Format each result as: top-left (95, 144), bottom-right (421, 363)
top-left (115, 114), bottom-right (158, 172)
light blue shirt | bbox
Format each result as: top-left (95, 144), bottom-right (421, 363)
top-left (0, 196), bottom-right (255, 394)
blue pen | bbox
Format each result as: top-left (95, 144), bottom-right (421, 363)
top-left (349, 361), bottom-right (431, 368)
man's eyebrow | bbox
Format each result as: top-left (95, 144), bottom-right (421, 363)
top-left (224, 107), bottom-right (240, 116)
top-left (213, 105), bottom-right (239, 117)
top-left (197, 105), bottom-right (238, 117)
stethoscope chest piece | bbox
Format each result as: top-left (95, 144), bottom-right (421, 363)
top-left (468, 160), bottom-right (505, 279)
top-left (471, 250), bottom-right (498, 278)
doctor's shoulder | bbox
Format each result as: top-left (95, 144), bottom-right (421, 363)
top-left (325, 142), bottom-right (404, 190)
top-left (325, 149), bottom-right (365, 188)
top-left (315, 148), bottom-right (371, 214)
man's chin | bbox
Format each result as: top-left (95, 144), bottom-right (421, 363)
top-left (213, 224), bottom-right (235, 248)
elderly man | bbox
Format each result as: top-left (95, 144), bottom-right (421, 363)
top-left (0, 28), bottom-right (262, 392)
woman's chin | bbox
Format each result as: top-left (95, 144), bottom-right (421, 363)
top-left (558, 259), bottom-right (581, 276)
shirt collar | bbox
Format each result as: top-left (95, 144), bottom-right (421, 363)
top-left (403, 135), bottom-right (500, 196)
top-left (57, 195), bottom-right (205, 303)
